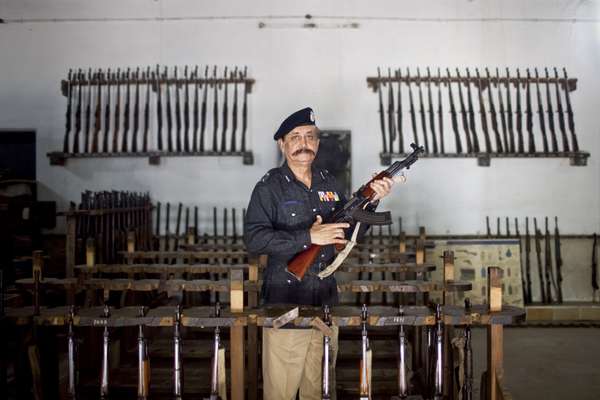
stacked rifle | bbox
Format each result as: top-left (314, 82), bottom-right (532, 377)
top-left (50, 65), bottom-right (254, 165)
top-left (485, 215), bottom-right (564, 304)
top-left (153, 204), bottom-right (246, 251)
top-left (68, 190), bottom-right (152, 265)
top-left (369, 67), bottom-right (588, 166)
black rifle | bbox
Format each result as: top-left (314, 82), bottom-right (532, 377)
top-left (174, 66), bottom-right (182, 152)
top-left (155, 66), bottom-right (163, 151)
top-left (515, 69), bottom-right (525, 153)
top-left (455, 69), bottom-right (472, 153)
top-left (359, 304), bottom-right (370, 400)
top-left (64, 69), bottom-right (74, 153)
top-left (437, 68), bottom-right (445, 154)
top-left (465, 69), bottom-right (480, 152)
top-left (230, 67), bottom-right (239, 152)
top-left (91, 69), bottom-right (102, 153)
top-left (287, 144), bottom-right (424, 279)
top-left (174, 202), bottom-right (182, 251)
top-left (387, 68), bottom-right (397, 154)
top-left (525, 69), bottom-right (535, 153)
top-left (67, 306), bottom-right (78, 399)
top-left (174, 306), bottom-right (183, 400)
top-left (84, 68), bottom-right (93, 153)
top-left (100, 305), bottom-right (110, 400)
top-left (212, 66), bottom-right (219, 152)
top-left (426, 67), bottom-right (438, 154)
top-left (322, 305), bottom-right (333, 400)
top-left (592, 233), bottom-right (598, 295)
top-left (544, 68), bottom-right (559, 153)
top-left (155, 202), bottom-right (161, 250)
top-left (416, 68), bottom-right (429, 152)
top-left (103, 69), bottom-right (111, 153)
top-left (241, 66), bottom-right (248, 153)
top-left (377, 67), bottom-right (388, 154)
top-left (122, 68), bottom-right (131, 153)
top-left (199, 66), bottom-right (209, 152)
top-left (446, 68), bottom-right (462, 153)
top-left (395, 68), bottom-right (404, 153)
top-left (232, 208), bottom-right (238, 243)
top-left (554, 217), bottom-right (563, 303)
top-left (184, 66), bottom-right (190, 152)
top-left (137, 307), bottom-right (150, 399)
top-left (397, 310), bottom-right (408, 398)
top-left (496, 68), bottom-right (509, 153)
top-left (194, 206), bottom-right (199, 242)
top-left (113, 69), bottom-right (121, 152)
top-left (524, 217), bottom-right (532, 303)
top-left (132, 68), bottom-right (140, 153)
top-left (462, 299), bottom-right (473, 400)
top-left (486, 216), bottom-right (491, 238)
top-left (544, 217), bottom-right (555, 303)
top-left (165, 66), bottom-right (173, 152)
top-left (73, 69), bottom-right (83, 154)
top-left (506, 216), bottom-right (510, 237)
top-left (221, 67), bottom-right (229, 153)
top-left (209, 303), bottom-right (222, 400)
top-left (534, 68), bottom-right (549, 153)
top-left (486, 68), bottom-right (503, 153)
top-left (554, 67), bottom-right (570, 152)
top-left (193, 66), bottom-right (200, 152)
top-left (406, 68), bottom-right (420, 148)
top-left (505, 68), bottom-right (516, 153)
top-left (533, 218), bottom-right (547, 303)
top-left (143, 68), bottom-right (150, 152)
top-left (562, 68), bottom-right (579, 152)
top-left (165, 202), bottom-right (171, 251)
top-left (475, 68), bottom-right (492, 153)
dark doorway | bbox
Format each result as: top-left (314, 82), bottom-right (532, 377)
top-left (0, 130), bottom-right (36, 180)
top-left (314, 130), bottom-right (352, 198)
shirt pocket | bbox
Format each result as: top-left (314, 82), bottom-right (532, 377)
top-left (277, 200), bottom-right (308, 229)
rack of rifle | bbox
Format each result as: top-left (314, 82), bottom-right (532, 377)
top-left (48, 65), bottom-right (255, 166)
top-left (368, 67), bottom-right (589, 166)
top-left (6, 249), bottom-right (523, 400)
top-left (60, 191), bottom-right (153, 271)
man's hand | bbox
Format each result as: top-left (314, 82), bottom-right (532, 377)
top-left (309, 215), bottom-right (349, 245)
top-left (370, 173), bottom-right (407, 202)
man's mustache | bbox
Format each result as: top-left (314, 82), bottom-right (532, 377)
top-left (292, 148), bottom-right (315, 156)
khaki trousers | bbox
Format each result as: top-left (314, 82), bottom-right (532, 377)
top-left (262, 326), bottom-right (338, 400)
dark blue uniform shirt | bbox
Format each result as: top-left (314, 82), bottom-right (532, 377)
top-left (244, 163), bottom-right (349, 306)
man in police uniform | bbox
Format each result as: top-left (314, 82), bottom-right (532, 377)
top-left (244, 107), bottom-right (397, 400)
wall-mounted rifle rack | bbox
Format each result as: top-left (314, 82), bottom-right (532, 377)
top-left (367, 67), bottom-right (590, 166)
top-left (48, 65), bottom-right (255, 166)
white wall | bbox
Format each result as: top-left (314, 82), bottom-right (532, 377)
top-left (0, 0), bottom-right (599, 235)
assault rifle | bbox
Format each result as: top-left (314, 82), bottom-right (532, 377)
top-left (287, 143), bottom-right (424, 280)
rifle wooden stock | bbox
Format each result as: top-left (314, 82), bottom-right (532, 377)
top-left (554, 67), bottom-right (570, 152)
top-left (407, 68), bottom-right (420, 148)
top-left (395, 69), bottom-right (404, 153)
top-left (417, 68), bottom-right (429, 152)
top-left (465, 69), bottom-right (480, 153)
top-left (456, 68), bottom-right (472, 153)
top-left (377, 67), bottom-right (388, 154)
top-left (241, 66), bottom-right (248, 152)
top-left (515, 69), bottom-right (525, 153)
top-left (426, 67), bottom-right (438, 154)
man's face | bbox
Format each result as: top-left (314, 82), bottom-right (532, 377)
top-left (278, 125), bottom-right (320, 165)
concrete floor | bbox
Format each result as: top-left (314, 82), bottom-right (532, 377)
top-left (471, 327), bottom-right (600, 400)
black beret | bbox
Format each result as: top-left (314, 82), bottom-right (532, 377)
top-left (273, 107), bottom-right (316, 140)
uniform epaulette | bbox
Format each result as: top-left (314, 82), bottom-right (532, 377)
top-left (319, 169), bottom-right (332, 181)
top-left (260, 168), bottom-right (280, 183)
